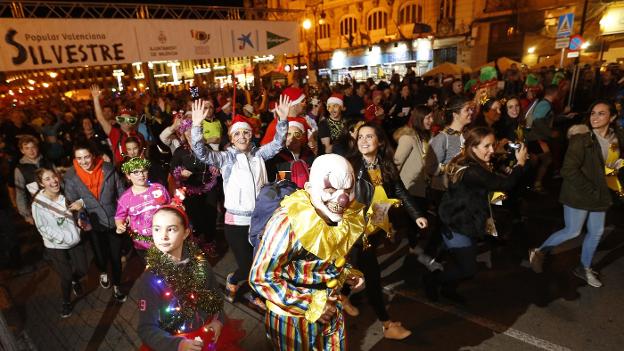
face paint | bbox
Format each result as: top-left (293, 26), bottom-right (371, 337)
top-left (305, 154), bottom-right (355, 223)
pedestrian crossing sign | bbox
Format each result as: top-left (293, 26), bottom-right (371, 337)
top-left (557, 13), bottom-right (574, 38)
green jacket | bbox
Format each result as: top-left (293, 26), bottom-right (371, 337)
top-left (559, 126), bottom-right (624, 211)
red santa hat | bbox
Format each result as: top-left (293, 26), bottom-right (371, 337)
top-left (281, 86), bottom-right (305, 106)
top-left (229, 114), bottom-right (252, 135)
top-left (326, 93), bottom-right (344, 107)
top-left (119, 107), bottom-right (135, 116)
top-left (287, 116), bottom-right (310, 133)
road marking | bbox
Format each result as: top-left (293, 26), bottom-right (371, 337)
top-left (393, 288), bottom-right (572, 351)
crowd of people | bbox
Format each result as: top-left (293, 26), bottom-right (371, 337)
top-left (0, 60), bottom-right (623, 350)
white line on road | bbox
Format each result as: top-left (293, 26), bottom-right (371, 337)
top-left (393, 288), bottom-right (572, 351)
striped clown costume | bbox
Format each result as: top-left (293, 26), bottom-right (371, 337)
top-left (250, 154), bottom-right (366, 350)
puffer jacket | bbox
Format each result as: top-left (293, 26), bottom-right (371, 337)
top-left (190, 120), bottom-right (287, 219)
top-left (559, 124), bottom-right (624, 211)
top-left (63, 162), bottom-right (125, 231)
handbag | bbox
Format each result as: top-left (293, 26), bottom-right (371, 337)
top-left (485, 193), bottom-right (499, 237)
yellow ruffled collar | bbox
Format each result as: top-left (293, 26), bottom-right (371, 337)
top-left (281, 190), bottom-right (365, 261)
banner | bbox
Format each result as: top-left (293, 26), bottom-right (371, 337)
top-left (0, 18), bottom-right (299, 72)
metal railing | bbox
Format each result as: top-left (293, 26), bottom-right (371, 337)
top-left (0, 1), bottom-right (303, 20)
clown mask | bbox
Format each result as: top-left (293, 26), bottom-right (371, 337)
top-left (305, 154), bottom-right (355, 223)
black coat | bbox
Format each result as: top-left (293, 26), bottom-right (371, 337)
top-left (438, 161), bottom-right (524, 239)
top-left (354, 162), bottom-right (423, 222)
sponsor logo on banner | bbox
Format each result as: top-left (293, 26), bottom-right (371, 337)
top-left (149, 30), bottom-right (178, 58)
top-left (266, 31), bottom-right (289, 49)
top-left (238, 32), bottom-right (255, 50)
top-left (190, 30), bottom-right (211, 55)
top-left (3, 28), bottom-right (126, 67)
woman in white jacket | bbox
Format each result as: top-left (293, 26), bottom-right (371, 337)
top-left (31, 168), bottom-right (88, 319)
top-left (191, 96), bottom-right (290, 306)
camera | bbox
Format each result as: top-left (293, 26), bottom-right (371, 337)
top-left (507, 142), bottom-right (521, 150)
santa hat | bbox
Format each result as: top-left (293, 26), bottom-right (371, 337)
top-left (229, 114), bottom-right (252, 135)
top-left (326, 93), bottom-right (344, 106)
top-left (119, 108), bottom-right (135, 116)
top-left (281, 86), bottom-right (305, 106)
top-left (287, 116), bottom-right (310, 133)
top-left (217, 97), bottom-right (231, 112)
top-left (261, 116), bottom-right (310, 146)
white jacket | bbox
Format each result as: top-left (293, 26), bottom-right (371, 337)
top-left (31, 191), bottom-right (81, 249)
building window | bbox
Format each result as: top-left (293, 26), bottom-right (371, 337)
top-left (399, 3), bottom-right (423, 25)
top-left (367, 9), bottom-right (388, 31)
top-left (440, 0), bottom-right (455, 19)
top-left (340, 16), bottom-right (357, 36)
top-left (318, 23), bottom-right (330, 39)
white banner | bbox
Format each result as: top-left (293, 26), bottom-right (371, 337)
top-left (0, 18), bottom-right (299, 72)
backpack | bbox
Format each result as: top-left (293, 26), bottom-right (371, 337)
top-left (289, 159), bottom-right (310, 189)
top-left (249, 179), bottom-right (298, 256)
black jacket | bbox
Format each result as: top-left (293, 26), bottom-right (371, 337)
top-left (439, 161), bottom-right (524, 239)
top-left (354, 162), bottom-right (423, 222)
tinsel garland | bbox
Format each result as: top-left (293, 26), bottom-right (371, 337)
top-left (121, 157), bottom-right (151, 174)
top-left (171, 165), bottom-right (219, 196)
top-left (145, 240), bottom-right (224, 334)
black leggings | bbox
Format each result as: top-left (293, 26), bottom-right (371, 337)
top-left (224, 224), bottom-right (254, 284)
top-left (89, 228), bottom-right (124, 286)
top-left (343, 235), bottom-right (389, 322)
top-left (184, 191), bottom-right (218, 241)
top-left (47, 242), bottom-right (88, 303)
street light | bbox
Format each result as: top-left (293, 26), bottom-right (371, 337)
top-left (302, 19), bottom-right (312, 30)
top-left (527, 46), bottom-right (536, 54)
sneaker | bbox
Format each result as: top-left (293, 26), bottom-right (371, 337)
top-left (100, 273), bottom-right (111, 289)
top-left (417, 254), bottom-right (444, 272)
top-left (60, 303), bottom-right (72, 318)
top-left (529, 248), bottom-right (544, 273)
top-left (573, 266), bottom-right (602, 288)
top-left (72, 280), bottom-right (83, 296)
top-left (113, 286), bottom-right (127, 302)
top-left (224, 273), bottom-right (239, 303)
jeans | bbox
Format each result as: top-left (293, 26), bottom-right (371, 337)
top-left (539, 205), bottom-right (606, 268)
top-left (89, 228), bottom-right (124, 285)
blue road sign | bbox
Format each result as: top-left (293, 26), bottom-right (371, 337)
top-left (557, 13), bottom-right (574, 38)
top-left (569, 35), bottom-right (584, 51)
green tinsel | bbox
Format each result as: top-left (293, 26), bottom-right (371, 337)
top-left (145, 240), bottom-right (224, 333)
top-left (121, 157), bottom-right (151, 174)
top-left (480, 66), bottom-right (498, 82)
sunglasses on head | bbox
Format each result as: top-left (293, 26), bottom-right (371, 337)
top-left (116, 115), bottom-right (138, 125)
top-left (287, 131), bottom-right (303, 139)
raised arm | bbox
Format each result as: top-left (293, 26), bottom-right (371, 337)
top-left (90, 85), bottom-right (112, 136)
top-left (190, 99), bottom-right (227, 167)
top-left (257, 95), bottom-right (289, 160)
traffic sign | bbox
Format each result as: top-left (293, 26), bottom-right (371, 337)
top-left (567, 51), bottom-right (579, 58)
top-left (568, 34), bottom-right (584, 51)
top-left (557, 13), bottom-right (574, 38)
top-left (555, 37), bottom-right (570, 49)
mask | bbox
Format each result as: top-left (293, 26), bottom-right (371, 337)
top-left (305, 154), bottom-right (355, 223)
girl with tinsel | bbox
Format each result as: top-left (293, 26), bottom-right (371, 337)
top-left (169, 112), bottom-right (221, 256)
top-left (137, 202), bottom-right (244, 351)
top-left (115, 157), bottom-right (170, 259)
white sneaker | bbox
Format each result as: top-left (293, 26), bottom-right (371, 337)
top-left (99, 273), bottom-right (111, 289)
top-left (573, 266), bottom-right (602, 288)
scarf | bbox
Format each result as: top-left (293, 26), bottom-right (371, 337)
top-left (73, 157), bottom-right (105, 200)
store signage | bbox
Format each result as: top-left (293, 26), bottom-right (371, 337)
top-left (600, 6), bottom-right (624, 35)
top-left (0, 18), bottom-right (299, 71)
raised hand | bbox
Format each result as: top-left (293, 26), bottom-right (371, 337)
top-left (90, 84), bottom-right (101, 99)
top-left (191, 99), bottom-right (208, 127)
top-left (275, 94), bottom-right (291, 121)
